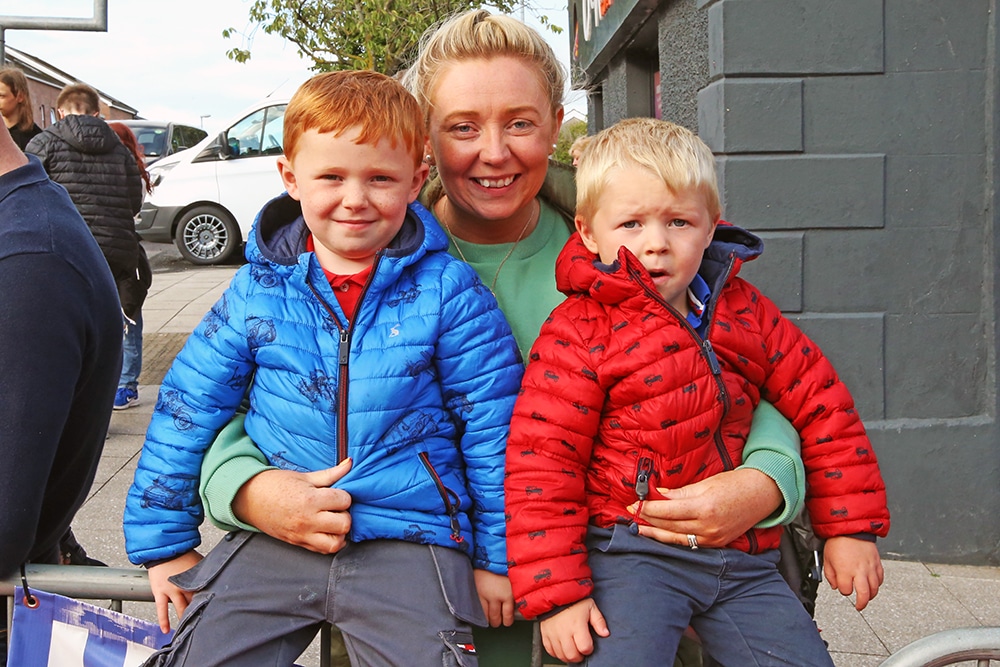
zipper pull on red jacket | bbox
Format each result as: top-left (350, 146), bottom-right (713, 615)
top-left (629, 457), bottom-right (654, 535)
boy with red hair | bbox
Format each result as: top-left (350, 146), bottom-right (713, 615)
top-left (125, 70), bottom-right (522, 666)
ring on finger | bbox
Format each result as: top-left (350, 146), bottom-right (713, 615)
top-left (687, 534), bottom-right (699, 550)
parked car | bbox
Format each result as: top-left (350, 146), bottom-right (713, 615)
top-left (116, 120), bottom-right (207, 165)
top-left (134, 98), bottom-right (288, 264)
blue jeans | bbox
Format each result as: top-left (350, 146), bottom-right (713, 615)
top-left (584, 525), bottom-right (834, 667)
top-left (119, 310), bottom-right (142, 389)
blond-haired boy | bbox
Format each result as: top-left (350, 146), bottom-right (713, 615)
top-left (124, 70), bottom-right (522, 666)
top-left (505, 117), bottom-right (889, 665)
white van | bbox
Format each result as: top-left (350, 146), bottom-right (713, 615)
top-left (135, 97), bottom-right (289, 264)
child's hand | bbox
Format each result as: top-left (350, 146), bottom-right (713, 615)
top-left (473, 569), bottom-right (515, 627)
top-left (824, 536), bottom-right (884, 611)
top-left (147, 550), bottom-right (203, 633)
top-left (539, 598), bottom-right (609, 664)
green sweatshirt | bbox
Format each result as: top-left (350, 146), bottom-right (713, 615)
top-left (200, 401), bottom-right (804, 533)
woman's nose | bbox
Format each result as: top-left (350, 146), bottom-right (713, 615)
top-left (479, 129), bottom-right (511, 164)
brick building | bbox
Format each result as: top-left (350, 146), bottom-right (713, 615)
top-left (4, 45), bottom-right (136, 127)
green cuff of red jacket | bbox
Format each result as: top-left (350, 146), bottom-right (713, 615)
top-left (199, 412), bottom-right (275, 533)
top-left (738, 401), bottom-right (806, 528)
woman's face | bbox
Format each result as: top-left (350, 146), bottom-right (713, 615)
top-left (0, 82), bottom-right (21, 121)
top-left (427, 56), bottom-right (563, 231)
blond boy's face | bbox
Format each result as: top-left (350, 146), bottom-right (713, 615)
top-left (278, 126), bottom-right (428, 275)
top-left (577, 165), bottom-right (717, 316)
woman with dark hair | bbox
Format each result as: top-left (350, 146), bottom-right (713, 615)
top-left (0, 67), bottom-right (42, 150)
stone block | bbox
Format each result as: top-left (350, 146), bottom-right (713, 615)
top-left (737, 231), bottom-right (803, 313)
top-left (804, 71), bottom-right (986, 155)
top-left (788, 312), bottom-right (885, 420)
top-left (698, 79), bottom-right (803, 153)
top-left (802, 227), bottom-right (984, 314)
top-left (884, 0), bottom-right (988, 72)
top-left (719, 154), bottom-right (885, 230)
top-left (708, 0), bottom-right (884, 77)
top-left (885, 155), bottom-right (987, 230)
top-left (884, 312), bottom-right (985, 419)
top-left (868, 417), bottom-right (1000, 563)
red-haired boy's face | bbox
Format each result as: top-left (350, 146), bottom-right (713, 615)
top-left (278, 126), bottom-right (428, 275)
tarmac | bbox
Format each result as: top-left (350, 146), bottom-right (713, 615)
top-left (68, 243), bottom-right (1000, 667)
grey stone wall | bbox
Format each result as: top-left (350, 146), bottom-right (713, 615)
top-left (583, 0), bottom-right (1000, 564)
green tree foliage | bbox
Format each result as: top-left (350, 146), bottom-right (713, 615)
top-left (552, 118), bottom-right (587, 164)
top-left (224, 0), bottom-right (559, 76)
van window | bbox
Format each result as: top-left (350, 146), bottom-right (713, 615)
top-left (227, 104), bottom-right (287, 158)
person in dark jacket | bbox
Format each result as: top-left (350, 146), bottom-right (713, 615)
top-left (0, 118), bottom-right (122, 577)
top-left (26, 83), bottom-right (144, 409)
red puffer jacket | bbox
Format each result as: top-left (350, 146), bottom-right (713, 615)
top-left (505, 227), bottom-right (890, 620)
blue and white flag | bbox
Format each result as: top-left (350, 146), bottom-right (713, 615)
top-left (8, 586), bottom-right (173, 667)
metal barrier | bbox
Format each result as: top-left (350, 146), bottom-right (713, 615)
top-left (878, 627), bottom-right (1000, 667)
top-left (1, 564), bottom-right (335, 667)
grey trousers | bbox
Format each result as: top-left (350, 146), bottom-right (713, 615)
top-left (142, 532), bottom-right (486, 667)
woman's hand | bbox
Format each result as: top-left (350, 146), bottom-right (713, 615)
top-left (147, 550), bottom-right (203, 633)
top-left (233, 458), bottom-right (353, 554)
top-left (627, 468), bottom-right (782, 548)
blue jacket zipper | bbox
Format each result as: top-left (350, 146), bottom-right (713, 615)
top-left (418, 451), bottom-right (464, 543)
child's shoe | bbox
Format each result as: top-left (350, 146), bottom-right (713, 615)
top-left (113, 386), bottom-right (140, 410)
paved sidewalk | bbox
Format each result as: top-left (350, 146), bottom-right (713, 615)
top-left (71, 257), bottom-right (1000, 667)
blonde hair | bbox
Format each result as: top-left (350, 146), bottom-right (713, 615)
top-left (576, 118), bottom-right (721, 222)
top-left (569, 134), bottom-right (592, 163)
top-left (0, 67), bottom-right (35, 130)
top-left (403, 9), bottom-right (565, 123)
top-left (283, 70), bottom-right (425, 165)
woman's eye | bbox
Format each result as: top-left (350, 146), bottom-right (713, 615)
top-left (510, 120), bottom-right (534, 131)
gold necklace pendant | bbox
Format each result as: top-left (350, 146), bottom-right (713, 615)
top-left (439, 200), bottom-right (539, 293)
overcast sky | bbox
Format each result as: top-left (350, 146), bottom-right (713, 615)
top-left (0, 0), bottom-right (584, 132)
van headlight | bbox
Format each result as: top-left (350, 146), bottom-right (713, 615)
top-left (149, 161), bottom-right (178, 188)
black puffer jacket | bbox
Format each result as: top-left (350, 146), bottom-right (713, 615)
top-left (26, 114), bottom-right (143, 277)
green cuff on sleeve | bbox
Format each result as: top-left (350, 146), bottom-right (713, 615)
top-left (737, 401), bottom-right (806, 528)
top-left (199, 412), bottom-right (274, 532)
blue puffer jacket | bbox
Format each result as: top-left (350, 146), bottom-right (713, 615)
top-left (124, 194), bottom-right (523, 573)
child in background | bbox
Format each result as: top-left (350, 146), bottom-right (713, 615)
top-left (505, 117), bottom-right (889, 666)
top-left (124, 70), bottom-right (522, 666)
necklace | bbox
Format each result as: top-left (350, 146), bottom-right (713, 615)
top-left (438, 199), bottom-right (539, 293)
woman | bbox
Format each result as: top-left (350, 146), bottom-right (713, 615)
top-left (196, 10), bottom-right (804, 665)
top-left (0, 67), bottom-right (42, 150)
top-left (107, 121), bottom-right (154, 411)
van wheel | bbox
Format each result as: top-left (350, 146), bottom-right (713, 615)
top-left (174, 206), bottom-right (241, 265)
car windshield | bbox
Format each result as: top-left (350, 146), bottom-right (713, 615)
top-left (133, 127), bottom-right (169, 158)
